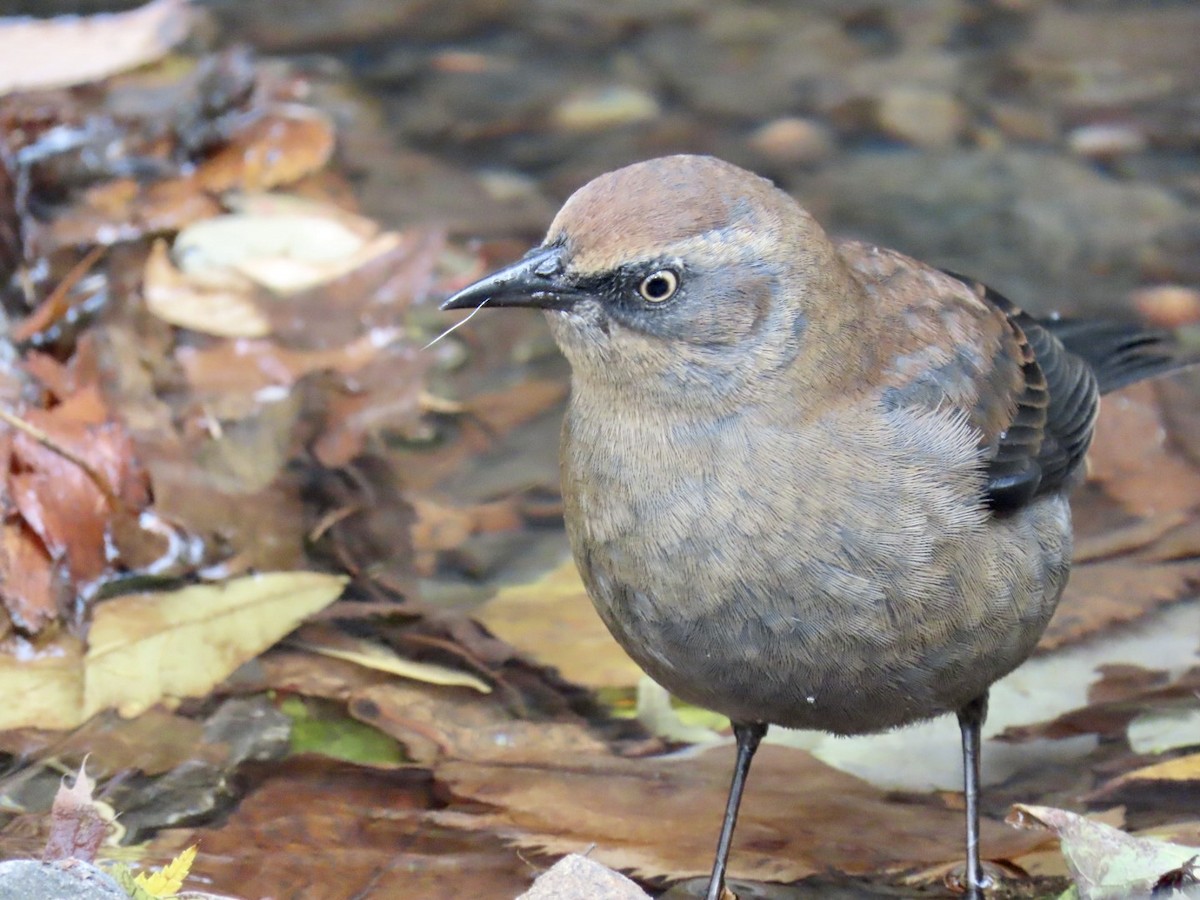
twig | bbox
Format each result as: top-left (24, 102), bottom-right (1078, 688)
top-left (0, 406), bottom-right (118, 508)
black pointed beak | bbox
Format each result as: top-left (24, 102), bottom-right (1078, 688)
top-left (441, 245), bottom-right (582, 312)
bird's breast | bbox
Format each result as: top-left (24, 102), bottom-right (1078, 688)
top-left (559, 393), bottom-right (1072, 732)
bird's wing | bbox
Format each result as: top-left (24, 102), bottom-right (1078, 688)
top-left (838, 243), bottom-right (1099, 512)
top-left (940, 273), bottom-right (1098, 510)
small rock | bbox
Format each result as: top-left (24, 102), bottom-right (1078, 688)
top-left (876, 86), bottom-right (966, 148)
top-left (519, 854), bottom-right (650, 900)
top-left (1130, 285), bottom-right (1200, 328)
top-left (552, 86), bottom-right (660, 132)
top-left (0, 859), bottom-right (127, 900)
top-left (1068, 123), bottom-right (1148, 159)
top-left (749, 117), bottom-right (835, 166)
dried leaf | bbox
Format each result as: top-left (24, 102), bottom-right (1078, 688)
top-left (289, 626), bottom-right (491, 694)
top-left (1008, 804), bottom-right (1200, 899)
top-left (433, 745), bottom-right (1044, 884)
top-left (143, 239), bottom-right (271, 338)
top-left (173, 209), bottom-right (400, 295)
top-left (194, 107), bottom-right (335, 193)
top-left (85, 571), bottom-right (347, 720)
top-left (1106, 752), bottom-right (1200, 787)
top-left (0, 572), bottom-right (346, 730)
top-left (477, 560), bottom-right (644, 690)
top-left (43, 761), bottom-right (112, 863)
top-left (0, 0), bottom-right (191, 96)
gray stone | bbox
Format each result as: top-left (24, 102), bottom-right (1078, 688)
top-left (518, 854), bottom-right (649, 900)
top-left (0, 859), bottom-right (127, 900)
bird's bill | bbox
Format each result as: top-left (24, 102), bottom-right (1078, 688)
top-left (440, 246), bottom-right (583, 311)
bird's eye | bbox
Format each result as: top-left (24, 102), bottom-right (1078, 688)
top-left (638, 270), bottom-right (679, 303)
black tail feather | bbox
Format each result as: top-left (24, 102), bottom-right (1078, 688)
top-left (1041, 318), bottom-right (1194, 395)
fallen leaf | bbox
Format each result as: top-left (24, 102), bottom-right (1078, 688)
top-left (1105, 752), bottom-right (1200, 788)
top-left (194, 106), bottom-right (336, 194)
top-left (0, 0), bottom-right (191, 96)
top-left (477, 560), bottom-right (643, 690)
top-left (43, 761), bottom-right (112, 863)
top-left (1008, 803), bottom-right (1200, 899)
top-left (151, 756), bottom-right (533, 900)
top-left (0, 572), bottom-right (345, 729)
top-left (143, 239), bottom-right (271, 338)
top-left (433, 744), bottom-right (1045, 884)
top-left (1087, 381), bottom-right (1200, 519)
top-left (173, 209), bottom-right (400, 296)
top-left (0, 521), bottom-right (61, 634)
top-left (289, 625), bottom-right (492, 694)
top-left (85, 571), bottom-right (347, 721)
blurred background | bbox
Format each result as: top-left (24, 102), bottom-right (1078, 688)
top-left (14, 0), bottom-right (1200, 317)
top-left (0, 2), bottom-right (1198, 898)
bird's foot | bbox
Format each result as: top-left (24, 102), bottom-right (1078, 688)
top-left (946, 862), bottom-right (996, 896)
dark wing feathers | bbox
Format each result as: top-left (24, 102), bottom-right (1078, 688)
top-left (941, 273), bottom-right (1136, 512)
top-left (944, 271), bottom-right (1197, 511)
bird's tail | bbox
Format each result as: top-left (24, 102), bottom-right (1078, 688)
top-left (1042, 319), bottom-right (1196, 395)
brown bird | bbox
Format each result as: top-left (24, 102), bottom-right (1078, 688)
top-left (442, 155), bottom-right (1191, 899)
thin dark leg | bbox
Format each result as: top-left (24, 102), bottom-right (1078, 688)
top-left (957, 693), bottom-right (990, 898)
top-left (705, 721), bottom-right (767, 900)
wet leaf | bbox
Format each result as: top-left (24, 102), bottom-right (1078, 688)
top-left (280, 696), bottom-right (403, 766)
top-left (151, 757), bottom-right (533, 900)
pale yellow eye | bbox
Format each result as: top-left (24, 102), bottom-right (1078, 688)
top-left (638, 270), bottom-right (679, 303)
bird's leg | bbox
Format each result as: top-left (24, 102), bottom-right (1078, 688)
top-left (957, 692), bottom-right (991, 898)
top-left (705, 721), bottom-right (767, 900)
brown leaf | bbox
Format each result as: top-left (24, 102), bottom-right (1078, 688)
top-left (194, 107), bottom-right (335, 193)
top-left (0, 521), bottom-right (61, 633)
top-left (433, 744), bottom-right (1045, 884)
top-left (348, 680), bottom-right (607, 766)
top-left (1087, 381), bottom-right (1200, 520)
top-left (42, 762), bottom-right (111, 863)
top-left (1039, 558), bottom-right (1200, 650)
top-left (155, 757), bottom-right (533, 900)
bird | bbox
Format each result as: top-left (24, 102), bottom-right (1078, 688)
top-left (441, 154), bottom-right (1192, 899)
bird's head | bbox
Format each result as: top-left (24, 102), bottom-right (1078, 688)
top-left (442, 155), bottom-right (865, 405)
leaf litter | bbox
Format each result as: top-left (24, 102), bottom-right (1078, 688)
top-left (0, 4), bottom-right (1198, 900)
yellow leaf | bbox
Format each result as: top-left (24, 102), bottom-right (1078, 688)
top-left (291, 637), bottom-right (491, 694)
top-left (86, 572), bottom-right (347, 719)
top-left (477, 560), bottom-right (644, 689)
top-left (0, 571), bottom-right (346, 730)
top-left (1112, 751), bottom-right (1200, 784)
top-left (143, 239), bottom-right (271, 338)
top-left (134, 843), bottom-right (197, 897)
